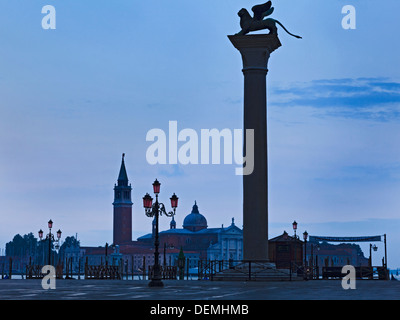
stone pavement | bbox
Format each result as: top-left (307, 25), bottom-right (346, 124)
top-left (0, 279), bottom-right (399, 300)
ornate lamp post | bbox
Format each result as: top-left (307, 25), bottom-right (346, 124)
top-left (303, 230), bottom-right (308, 265)
top-left (369, 244), bottom-right (378, 266)
top-left (292, 220), bottom-right (298, 269)
top-left (38, 219), bottom-right (62, 266)
top-left (143, 179), bottom-right (178, 287)
top-left (303, 230), bottom-right (308, 280)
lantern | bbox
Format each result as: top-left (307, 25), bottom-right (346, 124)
top-left (57, 229), bottom-right (62, 239)
top-left (48, 219), bottom-right (53, 229)
top-left (38, 229), bottom-right (43, 240)
top-left (170, 193), bottom-right (178, 209)
top-left (152, 179), bottom-right (161, 195)
top-left (143, 193), bottom-right (153, 209)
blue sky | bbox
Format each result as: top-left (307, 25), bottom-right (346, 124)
top-left (0, 0), bottom-right (399, 268)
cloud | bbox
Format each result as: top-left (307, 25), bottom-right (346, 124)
top-left (312, 164), bottom-right (400, 188)
top-left (158, 164), bottom-right (185, 177)
top-left (270, 78), bottom-right (400, 122)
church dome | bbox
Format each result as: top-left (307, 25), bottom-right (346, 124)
top-left (183, 201), bottom-right (207, 232)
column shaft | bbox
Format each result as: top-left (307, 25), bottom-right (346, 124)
top-left (228, 34), bottom-right (281, 261)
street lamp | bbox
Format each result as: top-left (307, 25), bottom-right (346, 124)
top-left (369, 244), bottom-right (378, 266)
top-left (38, 219), bottom-right (62, 266)
top-left (303, 230), bottom-right (308, 265)
top-left (292, 221), bottom-right (298, 269)
top-left (310, 243), bottom-right (320, 279)
top-left (292, 221), bottom-right (298, 239)
top-left (55, 229), bottom-right (62, 250)
top-left (143, 179), bottom-right (178, 287)
top-left (303, 230), bottom-right (308, 280)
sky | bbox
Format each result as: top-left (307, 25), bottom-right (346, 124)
top-left (0, 0), bottom-right (399, 268)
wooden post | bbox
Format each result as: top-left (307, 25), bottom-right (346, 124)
top-left (65, 257), bottom-right (68, 279)
top-left (143, 256), bottom-right (146, 280)
top-left (84, 257), bottom-right (88, 279)
top-left (163, 242), bottom-right (166, 267)
top-left (9, 257), bottom-right (12, 279)
top-left (131, 256), bottom-right (134, 280)
top-left (384, 234), bottom-right (387, 268)
top-left (248, 261), bottom-right (251, 281)
top-left (186, 258), bottom-right (189, 280)
top-left (198, 260), bottom-right (201, 280)
top-left (66, 257), bottom-right (72, 279)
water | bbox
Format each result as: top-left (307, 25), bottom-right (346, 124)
top-left (2, 273), bottom-right (200, 280)
top-left (389, 269), bottom-right (400, 280)
top-left (4, 269), bottom-right (399, 280)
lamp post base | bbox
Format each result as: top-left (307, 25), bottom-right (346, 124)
top-left (148, 279), bottom-right (164, 287)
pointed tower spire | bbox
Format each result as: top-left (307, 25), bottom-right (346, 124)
top-left (117, 153), bottom-right (129, 186)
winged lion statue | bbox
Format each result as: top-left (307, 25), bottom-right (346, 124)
top-left (236, 1), bottom-right (302, 39)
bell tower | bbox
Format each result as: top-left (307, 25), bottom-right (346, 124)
top-left (113, 153), bottom-right (133, 245)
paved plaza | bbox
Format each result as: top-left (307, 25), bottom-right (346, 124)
top-left (0, 279), bottom-right (399, 300)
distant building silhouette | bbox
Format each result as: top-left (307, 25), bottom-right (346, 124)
top-left (79, 156), bottom-right (371, 276)
top-left (112, 153), bottom-right (132, 245)
top-left (82, 155), bottom-right (243, 273)
top-left (137, 202), bottom-right (243, 262)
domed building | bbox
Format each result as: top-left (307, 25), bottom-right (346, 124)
top-left (182, 201), bottom-right (207, 232)
top-left (137, 201), bottom-right (243, 261)
top-left (79, 156), bottom-right (243, 273)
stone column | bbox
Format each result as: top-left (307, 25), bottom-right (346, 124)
top-left (228, 34), bottom-right (281, 261)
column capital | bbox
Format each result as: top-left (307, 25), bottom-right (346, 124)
top-left (228, 34), bottom-right (281, 72)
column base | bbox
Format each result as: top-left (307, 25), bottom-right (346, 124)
top-left (148, 279), bottom-right (164, 287)
top-left (212, 261), bottom-right (302, 281)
